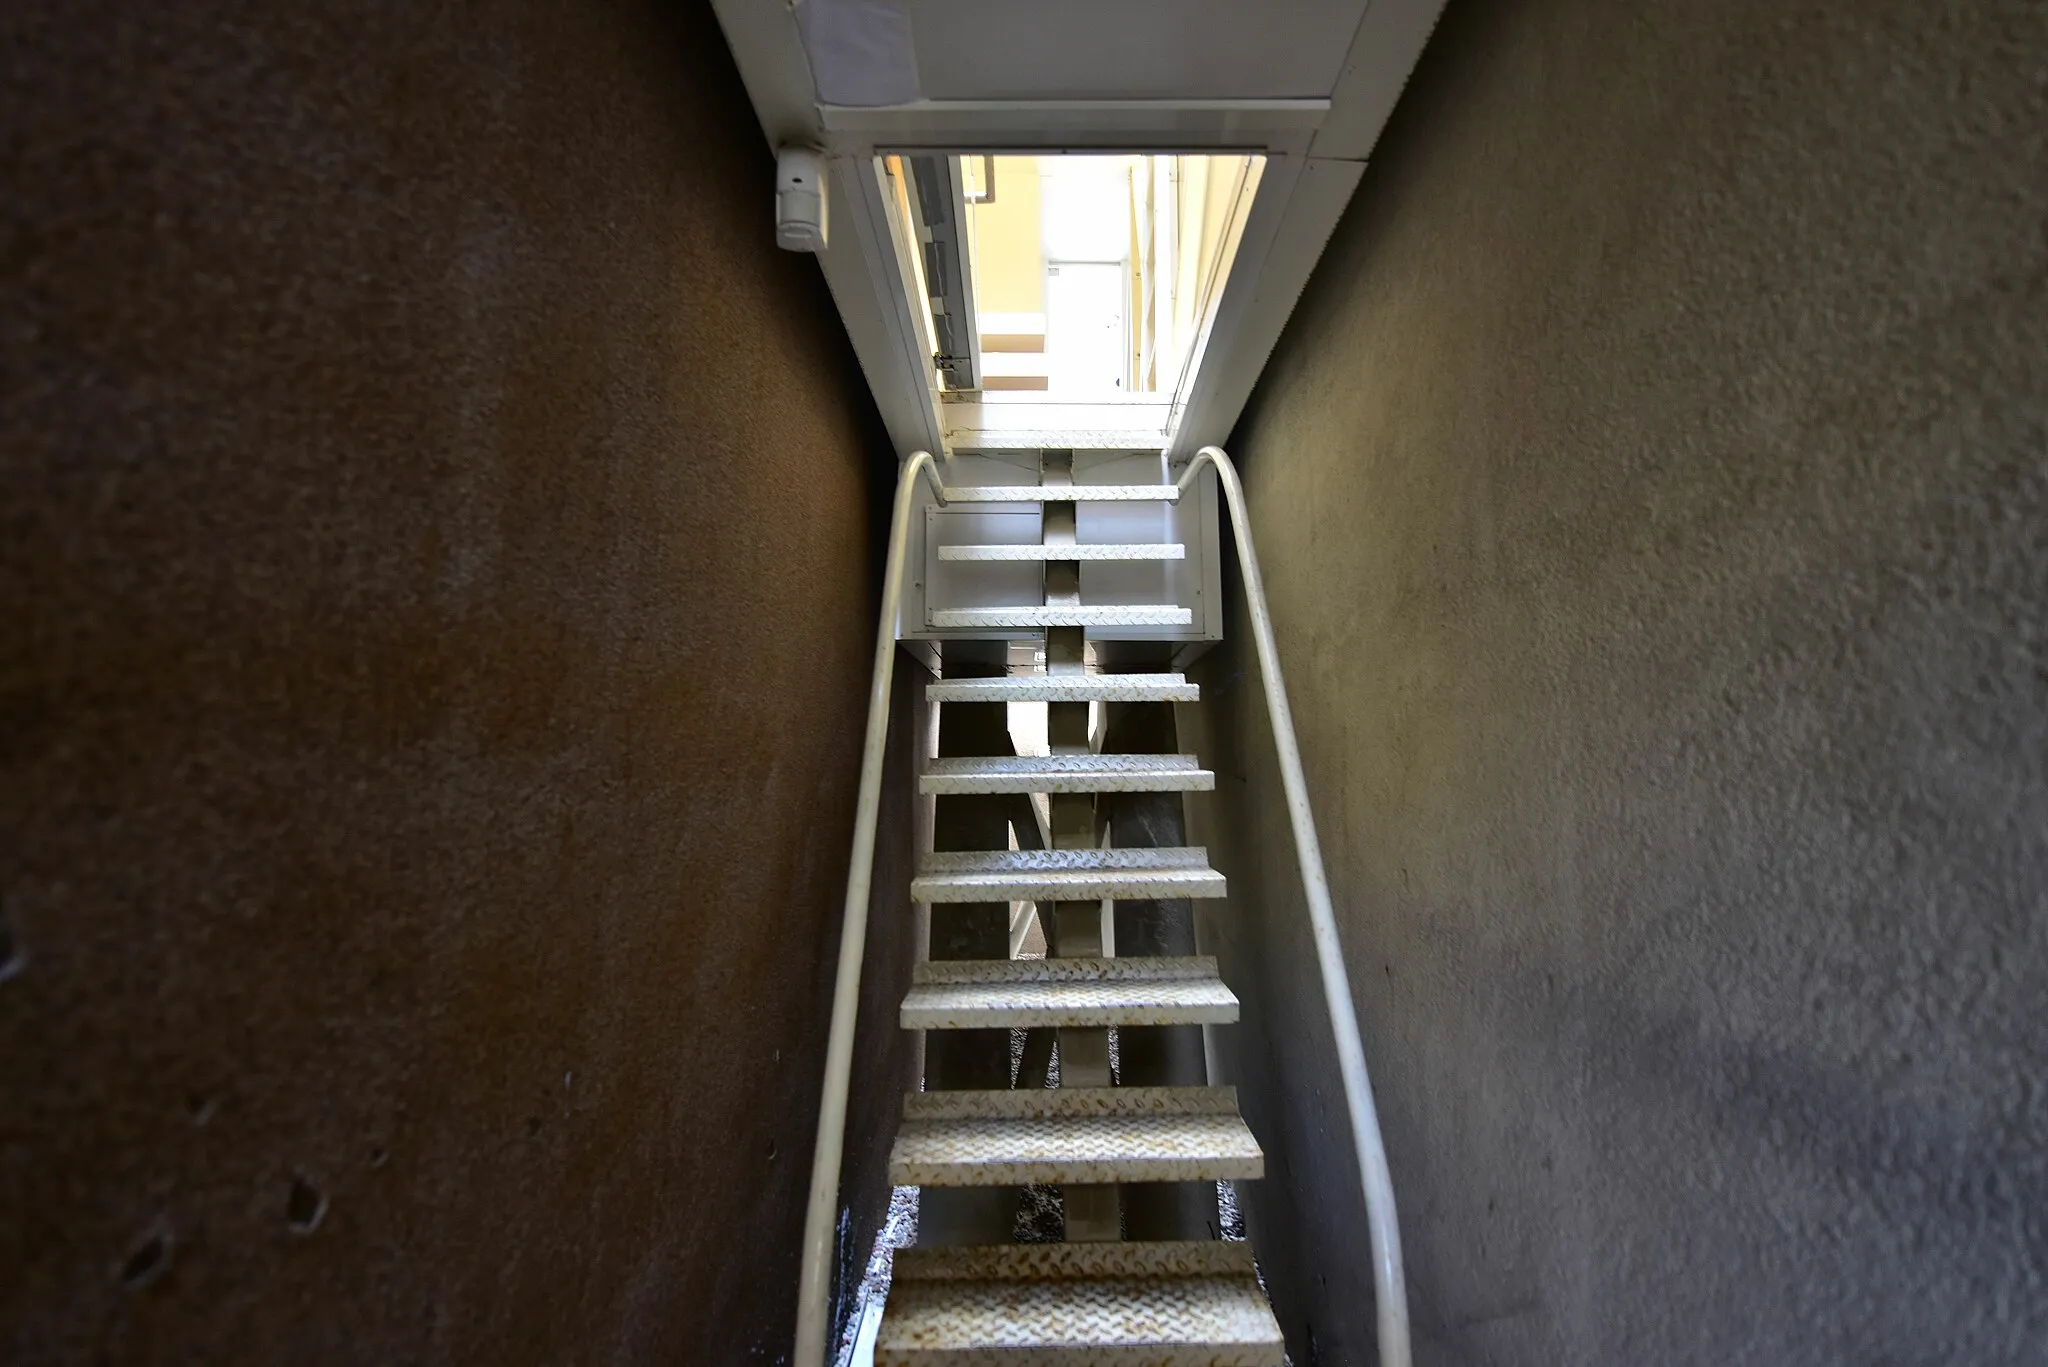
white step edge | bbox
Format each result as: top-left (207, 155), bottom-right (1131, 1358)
top-left (940, 484), bottom-right (1181, 504)
top-left (912, 847), bottom-right (1225, 903)
top-left (925, 673), bottom-right (1199, 704)
top-left (877, 1241), bottom-right (1283, 1367)
top-left (938, 542), bottom-right (1187, 561)
top-left (921, 754), bottom-right (1214, 795)
top-left (889, 1086), bottom-right (1262, 1186)
top-left (904, 1084), bottom-right (1242, 1120)
top-left (929, 605), bottom-right (1192, 629)
top-left (901, 956), bottom-right (1239, 1029)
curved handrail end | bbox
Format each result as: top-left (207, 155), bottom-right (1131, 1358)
top-left (792, 450), bottom-right (937, 1367)
top-left (1178, 443), bottom-right (1412, 1367)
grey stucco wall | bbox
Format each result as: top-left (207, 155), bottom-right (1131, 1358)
top-left (1185, 0), bottom-right (2048, 1362)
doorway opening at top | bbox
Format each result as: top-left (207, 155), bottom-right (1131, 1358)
top-left (880, 152), bottom-right (1265, 451)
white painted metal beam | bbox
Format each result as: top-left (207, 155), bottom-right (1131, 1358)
top-left (828, 157), bottom-right (947, 456)
top-left (1313, 0), bottom-right (1451, 160)
top-left (818, 99), bottom-right (1329, 156)
top-left (1167, 158), bottom-right (1366, 458)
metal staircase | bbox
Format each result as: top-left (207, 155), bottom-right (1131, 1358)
top-left (794, 448), bottom-right (1411, 1367)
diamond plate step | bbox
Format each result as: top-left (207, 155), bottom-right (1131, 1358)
top-left (890, 1086), bottom-right (1262, 1186)
top-left (925, 673), bottom-right (1199, 704)
top-left (939, 542), bottom-right (1186, 561)
top-left (930, 605), bottom-right (1193, 629)
top-left (877, 1241), bottom-right (1283, 1367)
top-left (922, 754), bottom-right (1214, 796)
top-left (901, 956), bottom-right (1238, 1029)
top-left (941, 484), bottom-right (1181, 504)
top-left (912, 848), bottom-right (1224, 903)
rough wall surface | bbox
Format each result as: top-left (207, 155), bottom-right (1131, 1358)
top-left (1187, 0), bottom-right (2048, 1362)
top-left (1, 0), bottom-right (912, 1360)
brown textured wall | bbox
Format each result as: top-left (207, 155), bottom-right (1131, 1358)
top-left (0, 0), bottom-right (913, 1361)
top-left (1186, 0), bottom-right (2048, 1363)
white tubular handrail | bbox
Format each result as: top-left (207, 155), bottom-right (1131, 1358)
top-left (1176, 444), bottom-right (1412, 1367)
top-left (793, 450), bottom-right (945, 1367)
top-left (793, 445), bottom-right (1406, 1367)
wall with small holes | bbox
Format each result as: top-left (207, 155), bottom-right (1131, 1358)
top-left (0, 0), bottom-right (914, 1360)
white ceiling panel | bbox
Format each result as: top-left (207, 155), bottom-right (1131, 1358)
top-left (903, 0), bottom-right (1371, 102)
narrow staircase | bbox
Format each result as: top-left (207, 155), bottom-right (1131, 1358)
top-left (871, 451), bottom-right (1286, 1366)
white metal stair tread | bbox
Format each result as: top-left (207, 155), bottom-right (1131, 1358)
top-left (912, 847), bottom-right (1225, 902)
top-left (784, 450), bottom-right (1403, 1367)
top-left (929, 604), bottom-right (1193, 629)
top-left (939, 542), bottom-right (1186, 561)
top-left (941, 429), bottom-right (1168, 453)
top-left (889, 1086), bottom-right (1262, 1186)
top-left (876, 1241), bottom-right (1283, 1367)
top-left (925, 673), bottom-right (1199, 704)
top-left (940, 484), bottom-right (1181, 503)
top-left (901, 956), bottom-right (1239, 1029)
top-left (922, 754), bottom-right (1214, 795)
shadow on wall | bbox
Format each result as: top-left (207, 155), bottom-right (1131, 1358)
top-left (1, 0), bottom-right (907, 1362)
top-left (1185, 0), bottom-right (2048, 1362)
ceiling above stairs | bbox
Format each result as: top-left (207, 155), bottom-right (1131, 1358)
top-left (710, 0), bottom-right (1446, 456)
top-left (816, 0), bottom-right (1370, 103)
